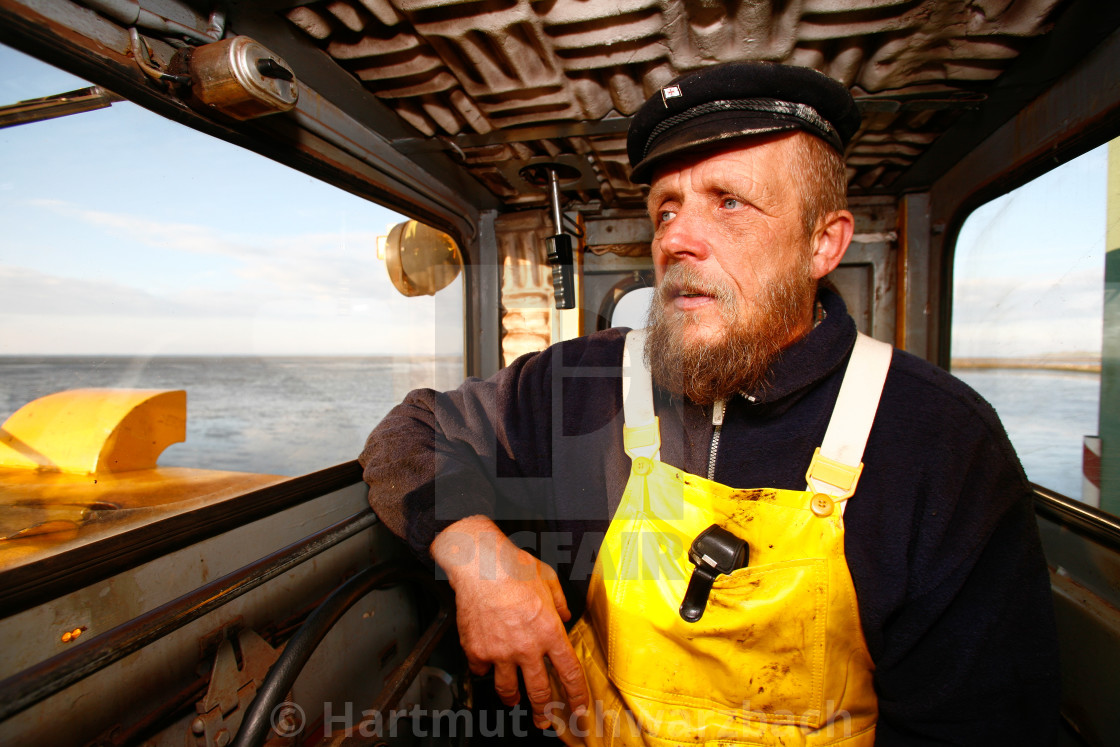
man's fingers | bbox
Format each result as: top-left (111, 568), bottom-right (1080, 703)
top-left (492, 663), bottom-right (521, 706)
top-left (466, 655), bottom-right (490, 677)
top-left (519, 659), bottom-right (556, 728)
top-left (549, 640), bottom-right (590, 716)
top-left (435, 521), bottom-right (582, 722)
top-left (544, 569), bottom-right (572, 622)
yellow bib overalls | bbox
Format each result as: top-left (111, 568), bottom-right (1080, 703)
top-left (553, 330), bottom-right (891, 746)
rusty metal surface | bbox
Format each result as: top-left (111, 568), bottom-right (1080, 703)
top-left (280, 0), bottom-right (1070, 208)
top-left (0, 483), bottom-right (385, 746)
top-left (0, 85), bottom-right (121, 128)
top-left (193, 629), bottom-right (280, 747)
top-left (0, 508), bottom-right (378, 724)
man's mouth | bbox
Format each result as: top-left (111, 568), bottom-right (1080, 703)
top-left (668, 287), bottom-right (718, 312)
top-left (669, 283), bottom-right (719, 303)
top-left (668, 283), bottom-right (714, 299)
top-left (657, 265), bottom-right (728, 311)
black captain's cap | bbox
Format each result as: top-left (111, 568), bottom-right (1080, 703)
top-left (627, 62), bottom-right (861, 184)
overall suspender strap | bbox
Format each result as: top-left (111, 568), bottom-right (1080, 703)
top-left (622, 329), bottom-right (660, 460)
top-left (806, 332), bottom-right (893, 503)
top-left (623, 329), bottom-right (893, 504)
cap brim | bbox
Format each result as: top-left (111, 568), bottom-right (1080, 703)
top-left (629, 109), bottom-right (822, 185)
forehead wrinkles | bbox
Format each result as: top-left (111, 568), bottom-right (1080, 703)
top-left (648, 146), bottom-right (793, 213)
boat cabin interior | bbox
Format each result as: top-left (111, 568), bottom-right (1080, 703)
top-left (1, 0), bottom-right (1120, 744)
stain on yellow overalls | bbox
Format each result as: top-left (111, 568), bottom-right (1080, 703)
top-left (553, 330), bottom-right (891, 746)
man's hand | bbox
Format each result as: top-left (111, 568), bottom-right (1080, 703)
top-left (431, 515), bottom-right (589, 729)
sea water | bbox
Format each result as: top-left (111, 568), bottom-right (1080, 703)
top-left (0, 356), bottom-right (462, 476)
top-left (956, 368), bottom-right (1101, 501)
top-left (0, 357), bottom-right (1102, 502)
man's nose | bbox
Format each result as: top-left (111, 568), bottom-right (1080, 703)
top-left (656, 208), bottom-right (711, 263)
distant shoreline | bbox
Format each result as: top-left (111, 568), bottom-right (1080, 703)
top-left (952, 358), bottom-right (1100, 373)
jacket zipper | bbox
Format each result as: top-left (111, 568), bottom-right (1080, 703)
top-left (708, 398), bottom-right (726, 480)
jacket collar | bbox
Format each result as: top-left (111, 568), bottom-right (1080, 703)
top-left (741, 287), bottom-right (857, 407)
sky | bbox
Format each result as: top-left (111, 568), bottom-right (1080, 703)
top-left (0, 43), bottom-right (1112, 359)
top-left (950, 142), bottom-right (1110, 359)
top-left (0, 44), bottom-right (461, 357)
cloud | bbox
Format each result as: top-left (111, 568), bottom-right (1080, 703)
top-left (951, 269), bottom-right (1105, 357)
top-left (0, 264), bottom-right (462, 355)
top-left (1, 199), bottom-right (464, 355)
top-left (0, 265), bottom-right (301, 319)
top-left (953, 269), bottom-right (1103, 323)
top-left (19, 199), bottom-right (403, 305)
top-left (0, 266), bottom-right (188, 316)
top-left (27, 198), bottom-right (379, 260)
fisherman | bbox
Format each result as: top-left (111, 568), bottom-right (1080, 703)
top-left (361, 62), bottom-right (1059, 745)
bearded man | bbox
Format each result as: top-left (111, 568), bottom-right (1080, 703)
top-left (361, 62), bottom-right (1059, 745)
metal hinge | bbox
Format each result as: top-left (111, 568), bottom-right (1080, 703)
top-left (190, 628), bottom-right (281, 747)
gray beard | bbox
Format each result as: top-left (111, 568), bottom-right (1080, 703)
top-left (644, 263), bottom-right (815, 405)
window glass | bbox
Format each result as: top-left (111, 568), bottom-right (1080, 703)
top-left (0, 44), bottom-right (463, 481)
top-left (610, 287), bottom-right (654, 329)
top-left (951, 142), bottom-right (1111, 506)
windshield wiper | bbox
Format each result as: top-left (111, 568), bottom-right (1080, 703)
top-left (0, 86), bottom-right (123, 129)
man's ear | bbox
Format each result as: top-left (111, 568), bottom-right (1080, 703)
top-left (809, 210), bottom-right (854, 280)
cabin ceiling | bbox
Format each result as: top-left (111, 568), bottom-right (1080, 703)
top-left (262, 0), bottom-right (1094, 211)
top-left (4, 0), bottom-right (1116, 221)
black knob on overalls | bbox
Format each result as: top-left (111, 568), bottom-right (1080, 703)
top-left (679, 524), bottom-right (749, 623)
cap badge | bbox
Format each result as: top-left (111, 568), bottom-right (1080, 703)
top-left (661, 85), bottom-right (682, 106)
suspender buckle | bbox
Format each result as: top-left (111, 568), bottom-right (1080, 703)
top-left (805, 447), bottom-right (863, 499)
top-left (624, 418), bottom-right (661, 459)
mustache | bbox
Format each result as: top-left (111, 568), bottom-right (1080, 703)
top-left (655, 264), bottom-right (735, 305)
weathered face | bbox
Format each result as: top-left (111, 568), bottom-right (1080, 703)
top-left (640, 132), bottom-right (857, 403)
top-left (645, 133), bottom-right (819, 350)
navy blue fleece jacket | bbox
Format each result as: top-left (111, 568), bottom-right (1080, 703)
top-left (360, 289), bottom-right (1059, 745)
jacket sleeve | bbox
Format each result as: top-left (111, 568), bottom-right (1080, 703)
top-left (861, 368), bottom-right (1061, 745)
top-left (358, 346), bottom-right (560, 561)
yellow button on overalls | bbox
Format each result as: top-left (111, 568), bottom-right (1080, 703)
top-left (553, 331), bottom-right (891, 746)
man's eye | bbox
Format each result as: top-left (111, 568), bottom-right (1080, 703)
top-left (721, 197), bottom-right (742, 210)
top-left (659, 209), bottom-right (676, 223)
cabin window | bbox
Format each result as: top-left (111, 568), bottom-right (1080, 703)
top-left (0, 44), bottom-right (464, 484)
top-left (610, 287), bottom-right (654, 329)
top-left (951, 139), bottom-right (1118, 514)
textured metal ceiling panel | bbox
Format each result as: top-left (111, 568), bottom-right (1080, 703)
top-left (283, 0), bottom-right (1069, 209)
